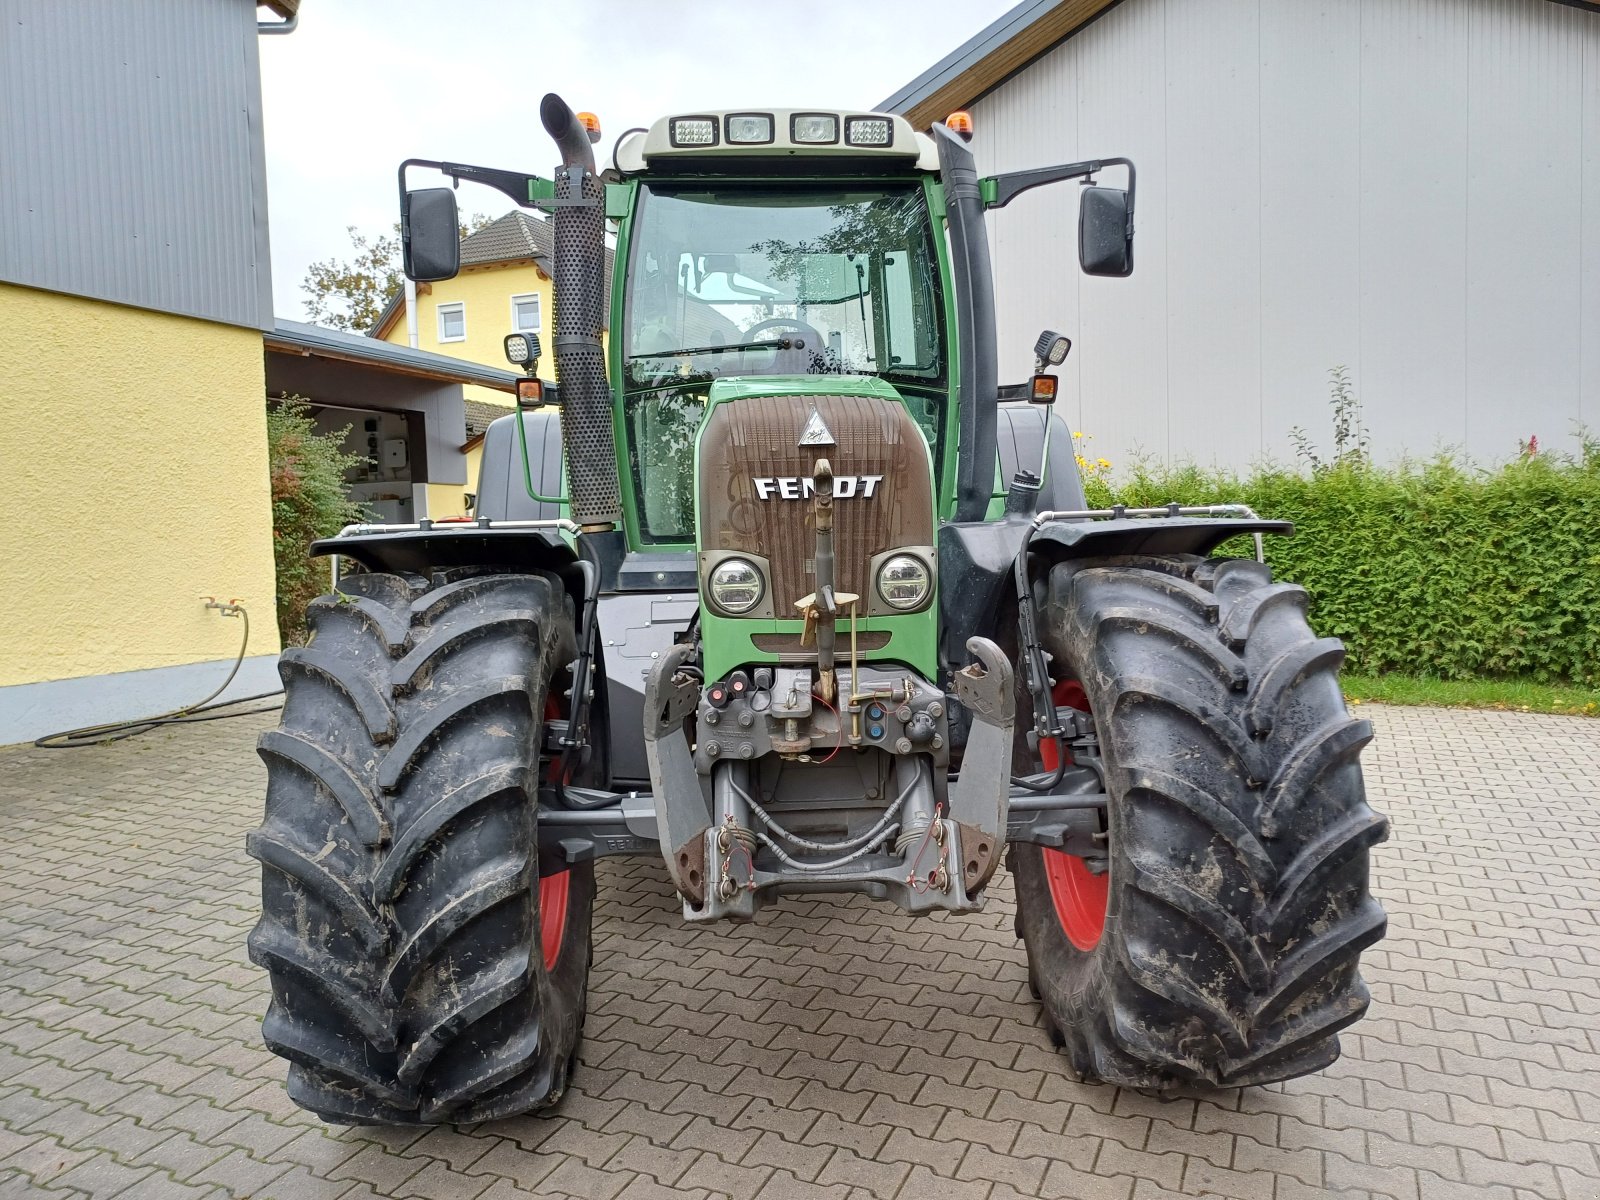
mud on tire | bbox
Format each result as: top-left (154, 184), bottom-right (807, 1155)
top-left (1013, 555), bottom-right (1388, 1088)
top-left (248, 569), bottom-right (591, 1124)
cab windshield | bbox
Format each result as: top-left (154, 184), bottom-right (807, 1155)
top-left (619, 181), bottom-right (945, 545)
top-left (623, 183), bottom-right (945, 389)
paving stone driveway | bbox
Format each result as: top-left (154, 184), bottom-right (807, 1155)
top-left (0, 704), bottom-right (1597, 1200)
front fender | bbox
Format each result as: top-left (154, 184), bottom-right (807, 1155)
top-left (311, 525), bottom-right (577, 577)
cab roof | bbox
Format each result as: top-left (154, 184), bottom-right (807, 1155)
top-left (614, 108), bottom-right (939, 173)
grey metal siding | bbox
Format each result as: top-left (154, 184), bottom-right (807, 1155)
top-left (969, 0), bottom-right (1600, 468)
top-left (0, 0), bottom-right (273, 329)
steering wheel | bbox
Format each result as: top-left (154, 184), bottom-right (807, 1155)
top-left (744, 317), bottom-right (826, 352)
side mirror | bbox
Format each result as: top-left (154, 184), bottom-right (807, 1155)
top-left (1079, 186), bottom-right (1133, 277)
top-left (401, 187), bottom-right (460, 282)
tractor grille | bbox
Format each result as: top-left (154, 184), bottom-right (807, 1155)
top-left (698, 394), bottom-right (934, 615)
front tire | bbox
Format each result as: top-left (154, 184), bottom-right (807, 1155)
top-left (1014, 555), bottom-right (1387, 1088)
top-left (248, 569), bottom-right (591, 1124)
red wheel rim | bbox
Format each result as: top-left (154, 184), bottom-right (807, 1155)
top-left (1042, 848), bottom-right (1107, 952)
top-left (538, 868), bottom-right (570, 971)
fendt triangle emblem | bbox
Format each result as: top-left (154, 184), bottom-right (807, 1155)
top-left (798, 409), bottom-right (835, 446)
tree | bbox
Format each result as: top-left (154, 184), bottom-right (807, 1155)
top-left (301, 214), bottom-right (498, 333)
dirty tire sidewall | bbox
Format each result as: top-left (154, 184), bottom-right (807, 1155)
top-left (1014, 555), bottom-right (1387, 1090)
top-left (248, 568), bottom-right (591, 1124)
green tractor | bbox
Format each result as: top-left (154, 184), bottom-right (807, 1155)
top-left (249, 95), bottom-right (1387, 1124)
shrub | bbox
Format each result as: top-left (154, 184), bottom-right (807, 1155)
top-left (267, 396), bottom-right (365, 645)
top-left (1088, 442), bottom-right (1600, 685)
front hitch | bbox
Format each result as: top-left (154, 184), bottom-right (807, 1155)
top-left (947, 636), bottom-right (1015, 893)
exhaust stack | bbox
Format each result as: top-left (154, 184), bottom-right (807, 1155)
top-left (541, 93), bottom-right (620, 530)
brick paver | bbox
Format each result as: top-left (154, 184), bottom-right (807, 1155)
top-left (1, 704), bottom-right (1597, 1199)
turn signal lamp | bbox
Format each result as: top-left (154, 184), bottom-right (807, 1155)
top-left (577, 111), bottom-right (602, 144)
top-left (944, 110), bottom-right (974, 141)
top-left (1030, 375), bottom-right (1058, 404)
top-left (515, 377), bottom-right (544, 408)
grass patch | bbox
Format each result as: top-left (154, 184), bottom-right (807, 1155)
top-left (1342, 673), bottom-right (1600, 717)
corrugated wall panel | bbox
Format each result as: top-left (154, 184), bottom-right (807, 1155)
top-left (1164, 0), bottom-right (1260, 468)
top-left (1358, 0), bottom-right (1471, 459)
top-left (1585, 15), bottom-right (1600, 434)
top-left (0, 0), bottom-right (271, 329)
top-left (1259, 0), bottom-right (1362, 464)
top-left (1465, 0), bottom-right (1585, 456)
top-left (962, 0), bottom-right (1598, 468)
top-left (973, 33), bottom-right (1086, 432)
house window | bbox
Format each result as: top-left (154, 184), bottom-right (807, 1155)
top-left (437, 302), bottom-right (466, 343)
top-left (511, 293), bottom-right (541, 334)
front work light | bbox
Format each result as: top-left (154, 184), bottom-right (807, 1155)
top-left (709, 558), bottom-right (765, 615)
top-left (504, 332), bottom-right (540, 367)
top-left (670, 116), bottom-right (718, 147)
top-left (1034, 329), bottom-right (1072, 367)
top-left (726, 113), bottom-right (774, 144)
top-left (877, 554), bottom-right (932, 611)
top-left (791, 113), bottom-right (838, 144)
top-left (844, 116), bottom-right (891, 147)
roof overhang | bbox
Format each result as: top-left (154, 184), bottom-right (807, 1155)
top-left (260, 1), bottom-right (299, 18)
top-left (880, 0), bottom-right (1121, 130)
top-left (267, 319), bottom-right (519, 393)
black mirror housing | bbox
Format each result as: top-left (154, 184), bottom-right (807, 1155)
top-left (1079, 186), bottom-right (1133, 277)
top-left (402, 187), bottom-right (461, 282)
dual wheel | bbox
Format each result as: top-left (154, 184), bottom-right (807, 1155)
top-left (1012, 555), bottom-right (1388, 1089)
top-left (248, 569), bottom-right (593, 1124)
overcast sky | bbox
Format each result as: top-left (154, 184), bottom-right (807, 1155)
top-left (259, 0), bottom-right (1014, 321)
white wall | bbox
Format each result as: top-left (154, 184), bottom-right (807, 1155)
top-left (970, 0), bottom-right (1600, 469)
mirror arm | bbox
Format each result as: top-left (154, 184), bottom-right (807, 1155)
top-left (985, 157), bottom-right (1137, 229)
top-left (398, 157), bottom-right (554, 210)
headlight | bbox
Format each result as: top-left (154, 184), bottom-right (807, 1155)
top-left (726, 113), bottom-right (774, 144)
top-left (877, 554), bottom-right (931, 611)
top-left (709, 558), bottom-right (764, 615)
top-left (791, 113), bottom-right (838, 144)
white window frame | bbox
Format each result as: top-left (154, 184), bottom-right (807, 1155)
top-left (436, 301), bottom-right (466, 343)
top-left (510, 292), bottom-right (542, 334)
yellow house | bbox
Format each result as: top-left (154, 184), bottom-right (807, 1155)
top-left (0, 1), bottom-right (525, 744)
top-left (370, 211), bottom-right (611, 498)
top-left (0, 1), bottom-right (293, 744)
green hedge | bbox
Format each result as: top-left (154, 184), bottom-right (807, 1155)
top-left (1081, 448), bottom-right (1600, 685)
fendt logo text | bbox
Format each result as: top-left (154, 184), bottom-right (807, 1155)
top-left (753, 475), bottom-right (885, 500)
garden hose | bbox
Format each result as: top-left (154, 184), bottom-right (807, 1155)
top-left (33, 606), bottom-right (283, 749)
